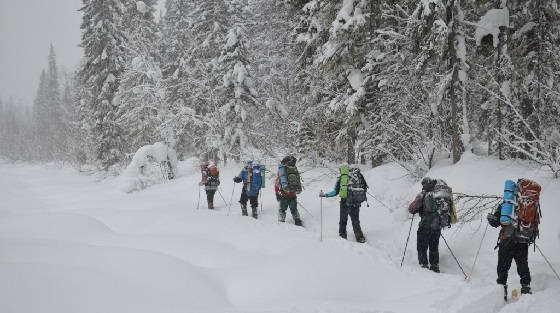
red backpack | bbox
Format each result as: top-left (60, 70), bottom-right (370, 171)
top-left (515, 179), bottom-right (541, 243)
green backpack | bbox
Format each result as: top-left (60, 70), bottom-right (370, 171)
top-left (339, 165), bottom-right (349, 198)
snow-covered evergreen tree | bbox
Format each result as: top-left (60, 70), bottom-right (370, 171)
top-left (214, 0), bottom-right (258, 162)
top-left (78, 0), bottom-right (128, 169)
top-left (116, 0), bottom-right (166, 156)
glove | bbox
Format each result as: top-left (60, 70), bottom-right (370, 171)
top-left (276, 193), bottom-right (282, 201)
top-left (233, 177), bottom-right (242, 183)
top-left (319, 191), bottom-right (325, 197)
top-left (487, 212), bottom-right (500, 228)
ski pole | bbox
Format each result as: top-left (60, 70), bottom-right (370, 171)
top-left (536, 244), bottom-right (560, 281)
top-left (297, 200), bottom-right (314, 218)
top-left (260, 192), bottom-right (263, 213)
top-left (228, 183), bottom-right (236, 216)
top-left (401, 214), bottom-right (415, 267)
top-left (366, 191), bottom-right (393, 212)
top-left (466, 222), bottom-right (489, 281)
top-left (320, 190), bottom-right (323, 242)
top-left (441, 233), bottom-right (468, 279)
top-left (196, 185), bottom-right (201, 210)
top-left (217, 188), bottom-right (229, 208)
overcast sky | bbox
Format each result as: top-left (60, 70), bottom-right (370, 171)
top-left (0, 0), bottom-right (166, 106)
top-left (0, 0), bottom-right (82, 105)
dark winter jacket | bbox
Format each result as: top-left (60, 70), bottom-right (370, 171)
top-left (205, 172), bottom-right (220, 191)
top-left (488, 204), bottom-right (521, 243)
top-left (408, 190), bottom-right (442, 230)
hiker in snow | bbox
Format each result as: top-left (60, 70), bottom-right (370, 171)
top-left (408, 177), bottom-right (455, 273)
top-left (319, 165), bottom-right (368, 243)
top-left (487, 179), bottom-right (541, 296)
top-left (233, 161), bottom-right (263, 219)
top-left (275, 155), bottom-right (303, 226)
top-left (199, 161), bottom-right (220, 209)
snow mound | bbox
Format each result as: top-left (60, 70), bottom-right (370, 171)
top-left (136, 1), bottom-right (148, 14)
top-left (475, 8), bottom-right (509, 47)
top-left (0, 239), bottom-right (229, 313)
top-left (119, 142), bottom-right (178, 193)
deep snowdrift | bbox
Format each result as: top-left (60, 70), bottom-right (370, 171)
top-left (0, 153), bottom-right (559, 313)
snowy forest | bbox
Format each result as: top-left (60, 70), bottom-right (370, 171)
top-left (1, 0), bottom-right (559, 178)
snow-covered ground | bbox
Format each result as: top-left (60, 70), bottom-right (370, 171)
top-left (1, 153), bottom-right (559, 313)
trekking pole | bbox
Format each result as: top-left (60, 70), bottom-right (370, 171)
top-left (260, 192), bottom-right (263, 213)
top-left (536, 244), bottom-right (560, 281)
top-left (227, 184), bottom-right (236, 216)
top-left (401, 214), bottom-right (415, 267)
top-left (466, 222), bottom-right (489, 281)
top-left (366, 191), bottom-right (393, 212)
top-left (196, 185), bottom-right (201, 210)
top-left (297, 200), bottom-right (314, 218)
top-left (320, 191), bottom-right (323, 242)
top-left (217, 188), bottom-right (229, 208)
top-left (441, 233), bottom-right (468, 279)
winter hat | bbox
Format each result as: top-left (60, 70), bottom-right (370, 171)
top-left (281, 155), bottom-right (296, 166)
top-left (421, 177), bottom-right (436, 191)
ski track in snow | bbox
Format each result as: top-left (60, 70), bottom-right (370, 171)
top-left (0, 153), bottom-right (559, 313)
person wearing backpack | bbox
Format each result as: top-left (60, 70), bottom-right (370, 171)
top-left (233, 161), bottom-right (263, 219)
top-left (487, 179), bottom-right (540, 296)
top-left (407, 177), bottom-right (455, 273)
top-left (275, 156), bottom-right (303, 226)
top-left (319, 165), bottom-right (368, 243)
top-left (199, 161), bottom-right (220, 209)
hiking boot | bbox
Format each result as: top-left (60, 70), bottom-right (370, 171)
top-left (208, 202), bottom-right (214, 210)
top-left (294, 218), bottom-right (303, 227)
top-left (241, 204), bottom-right (248, 216)
top-left (421, 264), bottom-right (429, 269)
top-left (252, 206), bottom-right (258, 219)
top-left (339, 233), bottom-right (347, 239)
top-left (278, 211), bottom-right (286, 222)
top-left (521, 285), bottom-right (532, 294)
top-left (355, 231), bottom-right (366, 243)
top-left (430, 264), bottom-right (440, 273)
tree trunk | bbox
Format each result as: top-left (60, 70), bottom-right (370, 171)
top-left (495, 0), bottom-right (510, 160)
top-left (347, 124), bottom-right (356, 165)
top-left (447, 0), bottom-right (462, 164)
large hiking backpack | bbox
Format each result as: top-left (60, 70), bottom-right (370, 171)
top-left (278, 163), bottom-right (302, 194)
top-left (346, 168), bottom-right (367, 205)
top-left (200, 162), bottom-right (209, 184)
top-left (500, 179), bottom-right (541, 243)
top-left (206, 165), bottom-right (220, 190)
top-left (428, 179), bottom-right (455, 228)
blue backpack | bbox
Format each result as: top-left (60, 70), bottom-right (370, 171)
top-left (240, 161), bottom-right (262, 197)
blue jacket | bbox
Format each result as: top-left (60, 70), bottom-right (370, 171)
top-left (324, 177), bottom-right (341, 198)
top-left (236, 162), bottom-right (262, 197)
